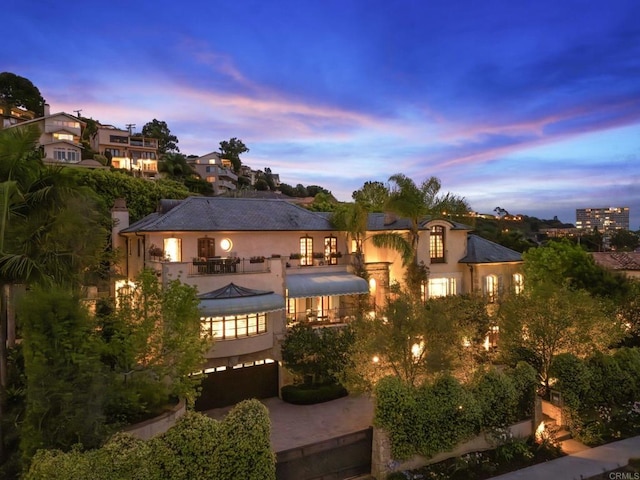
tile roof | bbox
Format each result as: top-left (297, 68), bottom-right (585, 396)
top-left (591, 252), bottom-right (640, 271)
top-left (121, 196), bottom-right (335, 233)
top-left (367, 213), bottom-right (472, 231)
top-left (459, 234), bottom-right (523, 263)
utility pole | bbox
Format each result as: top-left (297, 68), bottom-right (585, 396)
top-left (73, 109), bottom-right (82, 117)
top-left (126, 123), bottom-right (136, 135)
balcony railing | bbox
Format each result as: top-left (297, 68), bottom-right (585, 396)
top-left (189, 257), bottom-right (270, 275)
top-left (287, 307), bottom-right (360, 326)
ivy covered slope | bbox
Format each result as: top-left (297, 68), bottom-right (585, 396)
top-left (25, 400), bottom-right (276, 480)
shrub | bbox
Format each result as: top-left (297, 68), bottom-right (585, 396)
top-left (549, 353), bottom-right (591, 410)
top-left (473, 369), bottom-right (518, 429)
top-left (212, 400), bottom-right (276, 480)
top-left (509, 362), bottom-right (538, 419)
top-left (587, 352), bottom-right (627, 407)
top-left (26, 402), bottom-right (275, 480)
top-left (281, 383), bottom-right (348, 404)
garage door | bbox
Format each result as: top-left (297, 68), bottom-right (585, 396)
top-left (195, 361), bottom-right (279, 411)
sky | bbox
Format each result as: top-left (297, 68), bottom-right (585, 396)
top-left (4, 0), bottom-right (640, 228)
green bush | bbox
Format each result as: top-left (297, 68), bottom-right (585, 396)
top-left (473, 369), bottom-right (518, 429)
top-left (25, 400), bottom-right (275, 480)
top-left (587, 352), bottom-right (627, 407)
top-left (549, 353), bottom-right (591, 410)
top-left (509, 362), bottom-right (538, 419)
top-left (281, 383), bottom-right (348, 404)
top-left (613, 348), bottom-right (640, 403)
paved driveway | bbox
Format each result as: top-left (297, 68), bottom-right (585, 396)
top-left (205, 394), bottom-right (375, 452)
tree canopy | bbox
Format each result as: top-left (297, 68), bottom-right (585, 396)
top-left (352, 180), bottom-right (389, 212)
top-left (219, 138), bottom-right (248, 174)
top-left (0, 72), bottom-right (45, 116)
top-left (141, 119), bottom-right (179, 154)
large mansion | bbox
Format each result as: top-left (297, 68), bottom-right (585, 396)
top-left (113, 196), bottom-right (523, 409)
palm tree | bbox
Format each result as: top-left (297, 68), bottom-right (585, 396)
top-left (372, 174), bottom-right (469, 295)
top-left (0, 125), bottom-right (107, 460)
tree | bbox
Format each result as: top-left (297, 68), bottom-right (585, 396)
top-left (219, 138), bottom-right (248, 174)
top-left (331, 202), bottom-right (369, 278)
top-left (346, 290), bottom-right (489, 389)
top-left (104, 269), bottom-right (211, 410)
top-left (281, 323), bottom-right (354, 386)
top-left (19, 287), bottom-right (106, 462)
top-left (158, 152), bottom-right (194, 179)
top-left (372, 174), bottom-right (470, 296)
top-left (141, 119), bottom-right (179, 154)
top-left (352, 180), bottom-right (389, 212)
top-left (0, 72), bottom-right (45, 116)
top-left (523, 239), bottom-right (631, 301)
top-left (609, 229), bottom-right (639, 252)
top-left (498, 284), bottom-right (623, 392)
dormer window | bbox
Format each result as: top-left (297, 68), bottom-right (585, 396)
top-left (430, 226), bottom-right (445, 263)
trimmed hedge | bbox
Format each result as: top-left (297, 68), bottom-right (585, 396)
top-left (281, 383), bottom-right (348, 405)
top-left (25, 400), bottom-right (275, 480)
top-left (374, 367), bottom-right (536, 460)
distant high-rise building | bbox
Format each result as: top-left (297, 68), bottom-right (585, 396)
top-left (576, 207), bottom-right (629, 232)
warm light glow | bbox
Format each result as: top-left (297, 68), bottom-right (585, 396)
top-left (220, 238), bottom-right (233, 252)
top-left (369, 278), bottom-right (377, 295)
top-left (411, 341), bottom-right (424, 360)
top-left (372, 355), bottom-right (380, 364)
top-left (535, 421), bottom-right (546, 443)
top-left (462, 337), bottom-right (471, 347)
top-left (483, 336), bottom-right (490, 351)
top-left (163, 237), bottom-right (182, 262)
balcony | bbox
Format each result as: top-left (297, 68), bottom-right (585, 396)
top-left (287, 306), bottom-right (360, 326)
top-left (189, 257), bottom-right (271, 276)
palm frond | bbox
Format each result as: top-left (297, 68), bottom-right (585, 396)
top-left (371, 232), bottom-right (413, 265)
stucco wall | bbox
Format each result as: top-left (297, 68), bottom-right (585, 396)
top-left (122, 399), bottom-right (186, 440)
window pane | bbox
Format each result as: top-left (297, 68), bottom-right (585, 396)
top-left (430, 226), bottom-right (445, 262)
top-left (224, 317), bottom-right (236, 338)
top-left (247, 314), bottom-right (257, 335)
top-left (258, 314), bottom-right (266, 333)
top-left (237, 316), bottom-right (247, 337)
top-left (211, 317), bottom-right (224, 339)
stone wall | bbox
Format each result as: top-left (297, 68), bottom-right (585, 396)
top-left (371, 419), bottom-right (533, 480)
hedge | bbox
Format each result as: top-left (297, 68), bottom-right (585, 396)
top-left (281, 383), bottom-right (348, 404)
top-left (25, 400), bottom-right (275, 480)
top-left (374, 367), bottom-right (535, 460)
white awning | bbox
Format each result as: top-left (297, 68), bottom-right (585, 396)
top-left (198, 283), bottom-right (285, 316)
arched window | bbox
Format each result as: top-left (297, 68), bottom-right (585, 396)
top-left (430, 225), bottom-right (445, 263)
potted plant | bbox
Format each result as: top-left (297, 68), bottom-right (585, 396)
top-left (329, 251), bottom-right (342, 258)
top-left (148, 244), bottom-right (164, 259)
top-left (312, 252), bottom-right (324, 259)
top-left (249, 256), bottom-right (266, 263)
top-left (289, 253), bottom-right (301, 260)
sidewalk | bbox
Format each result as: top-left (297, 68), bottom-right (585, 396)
top-left (489, 435), bottom-right (640, 480)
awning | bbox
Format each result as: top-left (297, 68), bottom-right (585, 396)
top-left (286, 272), bottom-right (369, 299)
top-left (198, 283), bottom-right (285, 316)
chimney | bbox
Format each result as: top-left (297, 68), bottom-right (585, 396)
top-left (111, 198), bottom-right (130, 250)
top-left (43, 103), bottom-right (50, 116)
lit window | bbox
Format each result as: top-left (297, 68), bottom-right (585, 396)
top-left (484, 275), bottom-right (499, 303)
top-left (430, 226), bottom-right (445, 263)
top-left (513, 273), bottom-right (524, 295)
top-left (201, 313), bottom-right (268, 340)
top-left (163, 237), bottom-right (182, 262)
top-left (428, 277), bottom-right (456, 298)
top-left (300, 236), bottom-right (313, 266)
top-left (324, 236), bottom-right (338, 264)
top-left (54, 133), bottom-right (74, 141)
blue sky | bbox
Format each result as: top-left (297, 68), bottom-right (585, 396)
top-left (5, 0), bottom-right (640, 227)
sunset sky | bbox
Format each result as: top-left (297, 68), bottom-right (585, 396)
top-left (4, 0), bottom-right (640, 227)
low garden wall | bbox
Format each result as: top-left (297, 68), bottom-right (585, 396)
top-left (121, 399), bottom-right (186, 440)
top-left (371, 419), bottom-right (533, 480)
top-left (541, 399), bottom-right (563, 426)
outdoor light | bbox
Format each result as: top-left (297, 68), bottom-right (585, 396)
top-left (372, 355), bottom-right (380, 364)
top-left (220, 238), bottom-right (233, 252)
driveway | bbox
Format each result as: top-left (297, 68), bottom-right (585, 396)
top-left (205, 394), bottom-right (375, 452)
